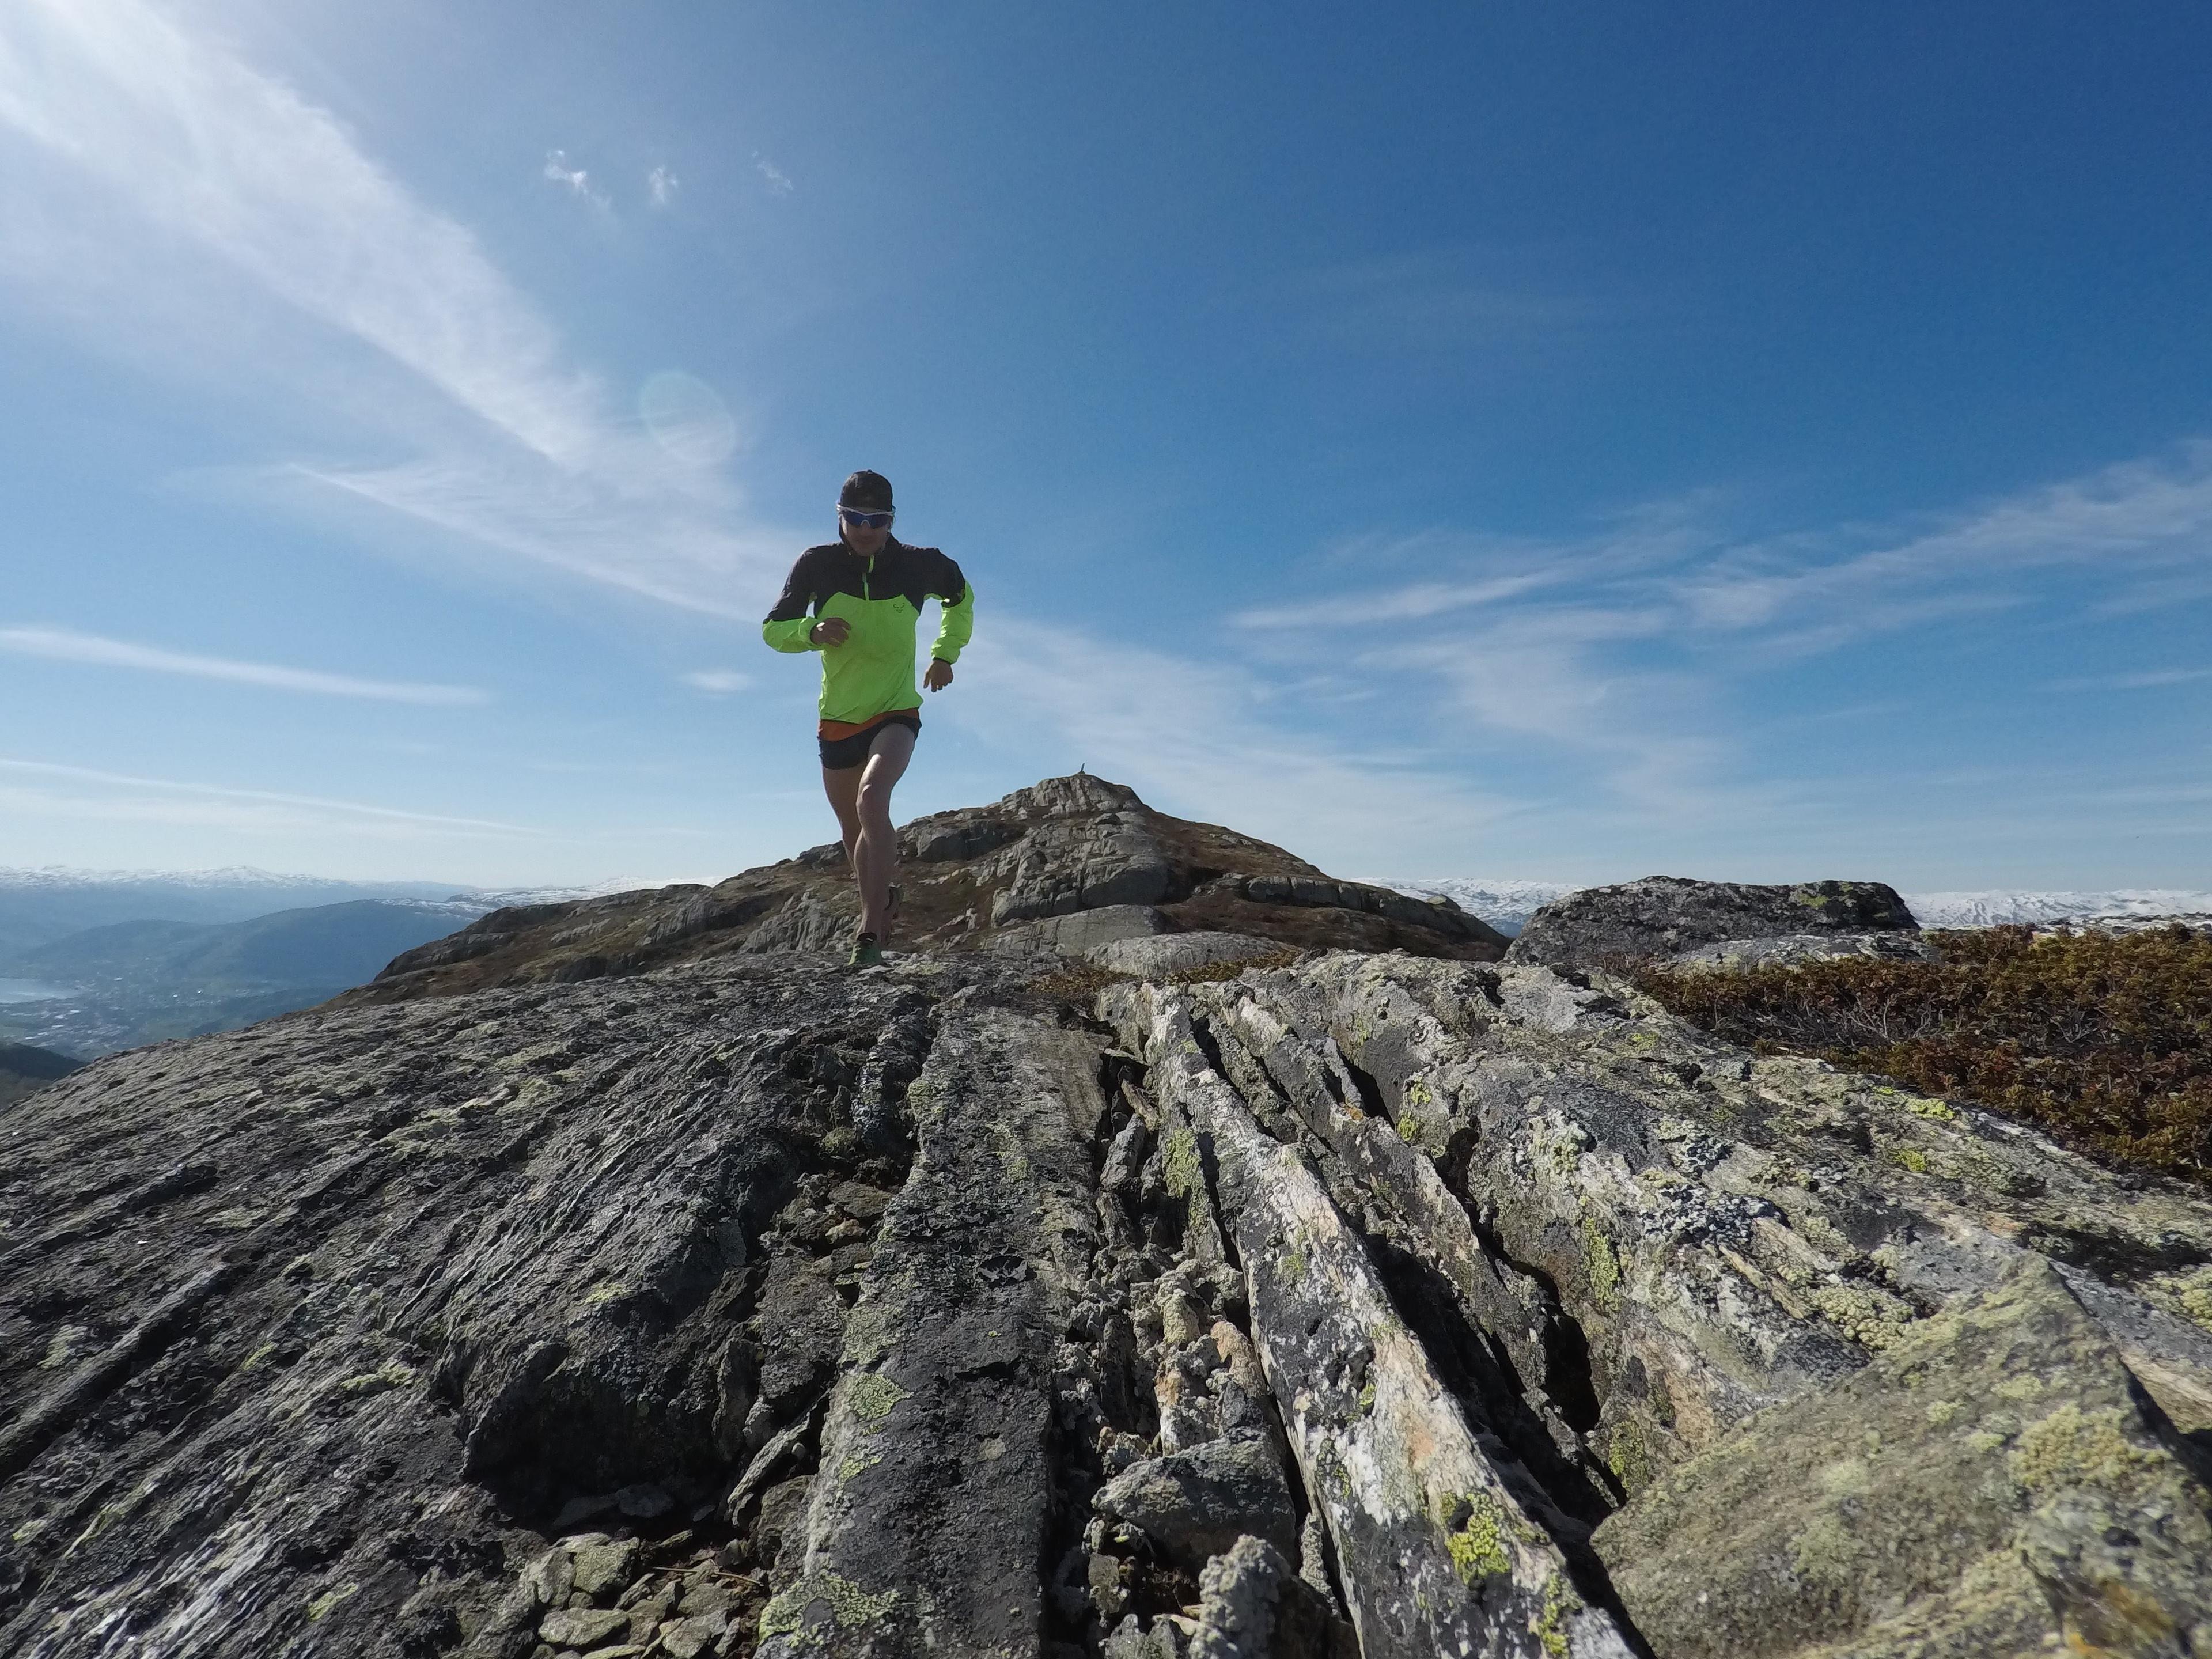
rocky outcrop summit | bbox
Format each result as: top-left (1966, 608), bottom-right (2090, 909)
top-left (1507, 876), bottom-right (1922, 973)
top-left (350, 775), bottom-right (1503, 1007)
top-left (3, 777), bottom-right (2209, 1659)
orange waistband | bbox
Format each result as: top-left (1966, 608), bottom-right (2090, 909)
top-left (817, 709), bottom-right (921, 741)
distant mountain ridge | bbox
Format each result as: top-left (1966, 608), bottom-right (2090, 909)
top-left (0, 866), bottom-right (630, 960)
top-left (1381, 878), bottom-right (2212, 936)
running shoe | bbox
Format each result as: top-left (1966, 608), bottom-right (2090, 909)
top-left (848, 932), bottom-right (884, 968)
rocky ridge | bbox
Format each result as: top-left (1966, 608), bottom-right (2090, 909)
top-left (1, 777), bottom-right (2208, 1659)
top-left (349, 775), bottom-right (1504, 1008)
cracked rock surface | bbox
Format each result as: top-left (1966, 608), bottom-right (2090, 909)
top-left (3, 779), bottom-right (2210, 1658)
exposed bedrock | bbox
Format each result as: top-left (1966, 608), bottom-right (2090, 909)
top-left (1507, 876), bottom-right (1919, 973)
top-left (352, 775), bottom-right (1505, 1006)
top-left (3, 938), bottom-right (2210, 1657)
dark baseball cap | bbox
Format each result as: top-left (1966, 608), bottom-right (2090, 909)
top-left (838, 470), bottom-right (894, 512)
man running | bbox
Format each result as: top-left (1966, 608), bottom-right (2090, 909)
top-left (763, 470), bottom-right (973, 966)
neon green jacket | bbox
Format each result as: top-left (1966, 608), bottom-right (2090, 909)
top-left (762, 536), bottom-right (974, 725)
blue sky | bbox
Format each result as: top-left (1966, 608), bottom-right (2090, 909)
top-left (2, 0), bottom-right (2208, 889)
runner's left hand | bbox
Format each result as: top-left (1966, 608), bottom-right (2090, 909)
top-left (924, 658), bottom-right (954, 692)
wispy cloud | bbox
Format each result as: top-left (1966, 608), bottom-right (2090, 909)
top-left (1240, 441), bottom-right (2212, 801)
top-left (946, 618), bottom-right (1528, 870)
top-left (1234, 573), bottom-right (1555, 631)
top-left (0, 0), bottom-right (796, 617)
top-left (0, 758), bottom-right (532, 838)
top-left (754, 154), bottom-right (794, 197)
top-left (542, 149), bottom-right (609, 210)
top-left (2053, 665), bottom-right (2212, 692)
top-left (0, 626), bottom-right (487, 704)
top-left (647, 165), bottom-right (679, 208)
top-left (682, 669), bottom-right (752, 694)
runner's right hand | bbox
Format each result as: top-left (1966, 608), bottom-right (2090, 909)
top-left (810, 618), bottom-right (850, 646)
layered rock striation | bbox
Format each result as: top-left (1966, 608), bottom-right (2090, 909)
top-left (2, 778), bottom-right (2209, 1658)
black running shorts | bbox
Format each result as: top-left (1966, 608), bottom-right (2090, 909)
top-left (819, 710), bottom-right (920, 771)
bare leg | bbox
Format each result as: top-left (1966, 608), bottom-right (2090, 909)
top-left (852, 723), bottom-right (915, 939)
top-left (820, 722), bottom-right (915, 941)
top-left (822, 762), bottom-right (865, 870)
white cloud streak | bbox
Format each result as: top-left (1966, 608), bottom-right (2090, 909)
top-left (1241, 442), bottom-right (2212, 806)
top-left (753, 154), bottom-right (793, 196)
top-left (0, 758), bottom-right (534, 838)
top-left (0, 0), bottom-right (795, 616)
top-left (947, 618), bottom-right (1527, 870)
top-left (647, 165), bottom-right (679, 207)
top-left (0, 626), bottom-right (487, 704)
top-left (682, 669), bottom-right (753, 694)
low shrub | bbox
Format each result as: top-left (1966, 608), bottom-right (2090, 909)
top-left (1634, 925), bottom-right (2212, 1186)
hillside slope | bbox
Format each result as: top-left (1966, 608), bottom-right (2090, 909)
top-left (1, 777), bottom-right (2205, 1659)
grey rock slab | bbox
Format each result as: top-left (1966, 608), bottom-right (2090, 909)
top-left (1202, 950), bottom-right (2212, 1489)
top-left (1086, 932), bottom-right (1291, 978)
top-left (538, 1605), bottom-right (632, 1647)
top-left (1594, 1257), bottom-right (2212, 1658)
top-left (990, 811), bottom-right (1178, 926)
top-left (1186, 1535), bottom-right (1355, 1659)
top-left (0, 955), bottom-right (1041, 1658)
top-left (756, 1006), bottom-right (1108, 1658)
top-left (1092, 1439), bottom-right (1298, 1571)
top-left (1508, 876), bottom-right (1918, 972)
top-left (1118, 987), bottom-right (1637, 1659)
top-left (989, 904), bottom-right (1169, 959)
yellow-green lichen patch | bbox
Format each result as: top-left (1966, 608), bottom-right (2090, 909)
top-left (837, 1450), bottom-right (882, 1483)
top-left (579, 1280), bottom-right (630, 1313)
top-left (1578, 1213), bottom-right (1622, 1309)
top-left (2008, 1403), bottom-right (2158, 1495)
top-left (1806, 1281), bottom-right (1918, 1350)
top-left (1442, 1492), bottom-right (1512, 1585)
top-left (1161, 1127), bottom-right (1203, 1200)
top-left (240, 1341), bottom-right (278, 1372)
top-left (305, 1582), bottom-right (359, 1622)
top-left (1889, 1147), bottom-right (1930, 1175)
top-left (2175, 1267), bottom-right (2212, 1335)
top-left (1901, 1094), bottom-right (1956, 1120)
top-left (41, 1325), bottom-right (90, 1370)
top-left (1604, 1416), bottom-right (1652, 1497)
top-left (846, 1370), bottom-right (909, 1433)
top-left (336, 1361), bottom-right (415, 1397)
top-left (1356, 1379), bottom-right (1377, 1416)
top-left (758, 1570), bottom-right (897, 1639)
top-left (1925, 1399), bottom-right (1963, 1427)
top-left (1533, 1570), bottom-right (1583, 1659)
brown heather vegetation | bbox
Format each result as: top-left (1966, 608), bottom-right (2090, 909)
top-left (1636, 924), bottom-right (2212, 1187)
